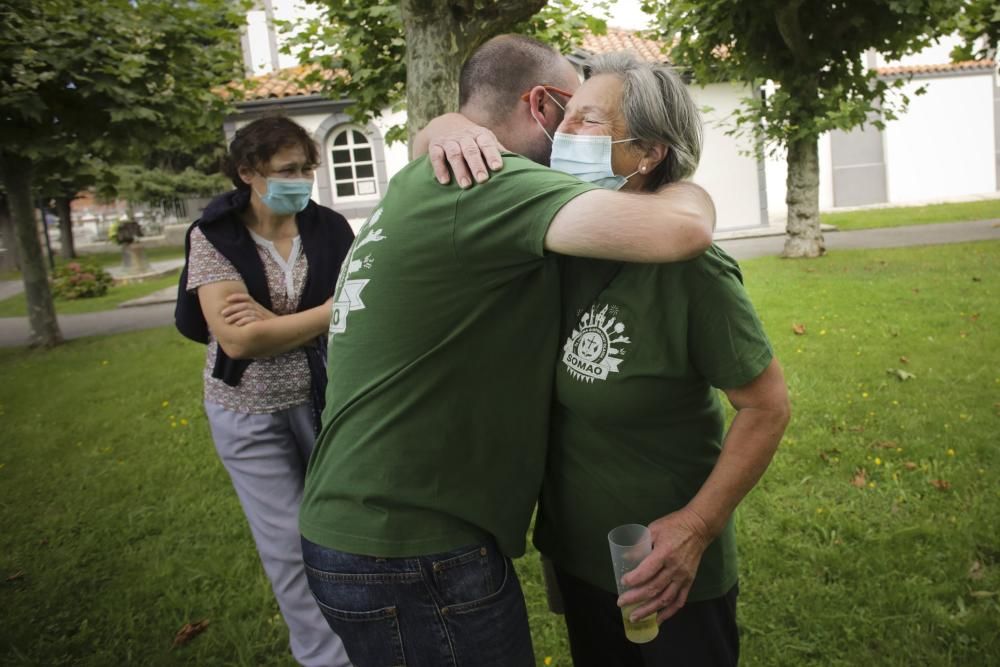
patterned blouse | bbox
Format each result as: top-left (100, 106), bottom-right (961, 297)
top-left (186, 226), bottom-right (312, 414)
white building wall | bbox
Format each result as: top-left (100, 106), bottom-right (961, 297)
top-left (245, 0), bottom-right (324, 74)
top-left (372, 109), bottom-right (411, 178)
top-left (244, 9), bottom-right (274, 75)
top-left (883, 74), bottom-right (996, 204)
top-left (688, 82), bottom-right (765, 230)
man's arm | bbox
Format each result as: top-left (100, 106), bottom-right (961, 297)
top-left (418, 113), bottom-right (716, 263)
top-left (545, 182), bottom-right (716, 263)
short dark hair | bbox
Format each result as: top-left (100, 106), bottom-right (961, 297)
top-left (458, 34), bottom-right (565, 122)
top-left (222, 116), bottom-right (320, 190)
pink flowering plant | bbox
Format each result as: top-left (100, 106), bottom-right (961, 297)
top-left (51, 261), bottom-right (114, 300)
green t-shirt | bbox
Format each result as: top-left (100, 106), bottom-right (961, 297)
top-left (300, 154), bottom-right (598, 559)
top-left (533, 245), bottom-right (773, 600)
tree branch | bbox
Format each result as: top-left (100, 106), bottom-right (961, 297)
top-left (774, 1), bottom-right (809, 62)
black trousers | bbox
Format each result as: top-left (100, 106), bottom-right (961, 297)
top-left (553, 565), bottom-right (739, 667)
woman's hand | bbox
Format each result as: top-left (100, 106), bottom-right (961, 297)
top-left (414, 113), bottom-right (505, 187)
top-left (617, 507), bottom-right (712, 624)
top-left (221, 293), bottom-right (277, 327)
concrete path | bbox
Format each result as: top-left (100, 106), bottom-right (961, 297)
top-left (717, 218), bottom-right (1000, 260)
top-left (0, 219), bottom-right (997, 348)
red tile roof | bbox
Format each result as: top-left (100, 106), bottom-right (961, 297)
top-left (220, 64), bottom-right (346, 101)
top-left (580, 28), bottom-right (669, 63)
top-left (876, 59), bottom-right (995, 77)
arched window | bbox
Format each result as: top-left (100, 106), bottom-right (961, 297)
top-left (328, 128), bottom-right (379, 200)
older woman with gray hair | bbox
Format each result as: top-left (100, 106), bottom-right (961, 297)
top-left (531, 52), bottom-right (790, 666)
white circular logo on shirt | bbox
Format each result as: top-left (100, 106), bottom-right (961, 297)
top-left (561, 303), bottom-right (631, 383)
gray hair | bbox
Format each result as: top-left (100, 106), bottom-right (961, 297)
top-left (585, 52), bottom-right (702, 189)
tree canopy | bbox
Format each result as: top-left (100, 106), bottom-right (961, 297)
top-left (948, 0), bottom-right (1000, 60)
top-left (0, 0), bottom-right (246, 346)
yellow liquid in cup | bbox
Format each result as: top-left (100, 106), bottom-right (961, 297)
top-left (621, 604), bottom-right (659, 643)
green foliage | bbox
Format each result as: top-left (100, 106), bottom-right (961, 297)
top-left (49, 260), bottom-right (114, 300)
top-left (642, 0), bottom-right (959, 152)
top-left (283, 1), bottom-right (608, 144)
top-left (0, 0), bottom-right (243, 162)
top-left (0, 0), bottom-right (245, 215)
top-left (511, 0), bottom-right (611, 57)
top-left (947, 0), bottom-right (1000, 60)
top-left (97, 165), bottom-right (230, 211)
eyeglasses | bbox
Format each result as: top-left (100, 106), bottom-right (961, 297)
top-left (520, 85), bottom-right (574, 104)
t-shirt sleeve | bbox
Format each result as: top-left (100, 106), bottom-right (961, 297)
top-left (186, 227), bottom-right (242, 292)
top-left (686, 246), bottom-right (773, 389)
top-left (451, 156), bottom-right (598, 264)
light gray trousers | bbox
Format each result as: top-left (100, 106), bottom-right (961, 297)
top-left (205, 400), bottom-right (350, 667)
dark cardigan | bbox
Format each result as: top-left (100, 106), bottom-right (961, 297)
top-left (175, 189), bottom-right (354, 421)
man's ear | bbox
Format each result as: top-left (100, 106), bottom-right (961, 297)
top-left (526, 85), bottom-right (559, 125)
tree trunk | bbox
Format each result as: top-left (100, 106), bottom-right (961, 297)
top-left (782, 135), bottom-right (825, 258)
top-left (0, 195), bottom-right (19, 272)
top-left (55, 195), bottom-right (76, 259)
top-left (0, 152), bottom-right (63, 347)
top-left (399, 0), bottom-right (546, 153)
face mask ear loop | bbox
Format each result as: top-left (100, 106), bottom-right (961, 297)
top-left (251, 171), bottom-right (267, 200)
top-left (533, 113), bottom-right (554, 143)
top-left (532, 90), bottom-right (566, 143)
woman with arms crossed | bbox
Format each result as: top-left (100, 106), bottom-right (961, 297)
top-left (175, 116), bottom-right (353, 667)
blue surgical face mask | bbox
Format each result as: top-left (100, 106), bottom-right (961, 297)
top-left (254, 177), bottom-right (313, 215)
top-left (550, 132), bottom-right (639, 190)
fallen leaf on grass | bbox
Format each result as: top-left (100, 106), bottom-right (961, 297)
top-left (903, 462), bottom-right (918, 471)
top-left (5, 570), bottom-right (24, 582)
top-left (792, 323), bottom-right (806, 335)
top-left (870, 440), bottom-right (899, 450)
top-left (851, 468), bottom-right (867, 488)
top-left (899, 355), bottom-right (909, 364)
top-left (172, 620), bottom-right (209, 648)
top-left (887, 368), bottom-right (916, 381)
top-left (969, 560), bottom-right (985, 581)
top-left (930, 479), bottom-right (951, 491)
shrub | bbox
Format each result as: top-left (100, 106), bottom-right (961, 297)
top-left (51, 261), bottom-right (114, 300)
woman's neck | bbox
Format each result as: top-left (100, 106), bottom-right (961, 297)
top-left (243, 193), bottom-right (297, 239)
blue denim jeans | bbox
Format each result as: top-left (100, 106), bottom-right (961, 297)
top-left (301, 536), bottom-right (535, 667)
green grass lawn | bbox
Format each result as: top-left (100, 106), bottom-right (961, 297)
top-left (821, 199), bottom-right (1000, 231)
top-left (1, 242), bottom-right (997, 666)
top-left (0, 273), bottom-right (180, 317)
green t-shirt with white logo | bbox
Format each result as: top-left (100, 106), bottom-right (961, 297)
top-left (300, 154), bottom-right (598, 559)
top-left (533, 245), bottom-right (773, 601)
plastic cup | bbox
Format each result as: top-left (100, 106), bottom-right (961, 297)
top-left (607, 523), bottom-right (660, 644)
